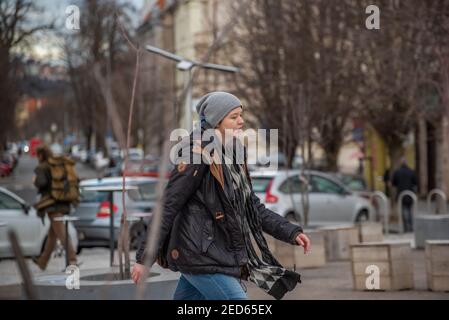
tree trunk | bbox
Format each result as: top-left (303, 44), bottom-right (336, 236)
top-left (279, 137), bottom-right (298, 169)
top-left (323, 144), bottom-right (340, 172)
top-left (417, 118), bottom-right (428, 197)
top-left (85, 127), bottom-right (93, 153)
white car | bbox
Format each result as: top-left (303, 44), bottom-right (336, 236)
top-left (122, 148), bottom-right (144, 161)
top-left (71, 145), bottom-right (88, 162)
top-left (250, 170), bottom-right (374, 226)
top-left (0, 187), bottom-right (78, 258)
top-left (94, 151), bottom-right (110, 170)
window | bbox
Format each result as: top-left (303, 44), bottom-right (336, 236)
top-left (279, 176), bottom-right (308, 194)
top-left (340, 176), bottom-right (366, 191)
top-left (311, 175), bottom-right (345, 195)
top-left (251, 177), bottom-right (273, 193)
top-left (79, 188), bottom-right (110, 203)
top-left (0, 192), bottom-right (23, 210)
top-left (128, 182), bottom-right (158, 201)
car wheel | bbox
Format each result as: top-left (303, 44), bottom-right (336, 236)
top-left (356, 209), bottom-right (369, 222)
top-left (129, 222), bottom-right (146, 250)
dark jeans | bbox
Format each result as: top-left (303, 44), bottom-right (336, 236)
top-left (402, 205), bottom-right (414, 232)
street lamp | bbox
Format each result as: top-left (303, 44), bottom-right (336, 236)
top-left (51, 123), bottom-right (57, 144)
top-left (145, 44), bottom-right (239, 132)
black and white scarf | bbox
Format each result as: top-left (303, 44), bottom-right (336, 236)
top-left (221, 140), bottom-right (301, 300)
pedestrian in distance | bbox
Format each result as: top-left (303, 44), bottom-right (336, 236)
top-left (32, 145), bottom-right (79, 270)
top-left (392, 156), bottom-right (417, 233)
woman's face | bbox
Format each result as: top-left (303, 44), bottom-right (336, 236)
top-left (217, 107), bottom-right (244, 136)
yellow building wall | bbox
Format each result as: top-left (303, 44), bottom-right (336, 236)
top-left (363, 124), bottom-right (416, 192)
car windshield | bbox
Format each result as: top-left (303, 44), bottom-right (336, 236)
top-left (251, 177), bottom-right (272, 193)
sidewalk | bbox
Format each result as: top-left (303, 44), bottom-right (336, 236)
top-left (1, 235), bottom-right (448, 300)
top-left (246, 249), bottom-right (448, 300)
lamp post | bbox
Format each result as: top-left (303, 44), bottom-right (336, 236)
top-left (51, 123), bottom-right (57, 144)
top-left (145, 45), bottom-right (239, 132)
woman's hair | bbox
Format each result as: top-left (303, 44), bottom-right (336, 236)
top-left (36, 145), bottom-right (53, 162)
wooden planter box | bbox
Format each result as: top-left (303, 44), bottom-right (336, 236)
top-left (358, 222), bottom-right (384, 243)
top-left (425, 240), bottom-right (449, 292)
top-left (263, 230), bottom-right (326, 269)
top-left (350, 241), bottom-right (414, 291)
top-left (320, 225), bottom-right (360, 261)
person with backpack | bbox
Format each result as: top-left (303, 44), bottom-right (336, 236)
top-left (32, 145), bottom-right (80, 270)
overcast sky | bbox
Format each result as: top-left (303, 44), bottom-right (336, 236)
top-left (27, 0), bottom-right (145, 63)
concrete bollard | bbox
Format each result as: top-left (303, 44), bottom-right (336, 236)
top-left (357, 222), bottom-right (384, 243)
top-left (350, 241), bottom-right (414, 291)
top-left (425, 240), bottom-right (449, 292)
top-left (320, 225), bottom-right (359, 261)
top-left (263, 230), bottom-right (326, 269)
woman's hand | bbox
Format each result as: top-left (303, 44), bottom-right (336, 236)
top-left (131, 263), bottom-right (148, 284)
top-left (295, 233), bottom-right (311, 254)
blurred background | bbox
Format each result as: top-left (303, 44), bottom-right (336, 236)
top-left (1, 0), bottom-right (448, 195)
top-left (1, 0), bottom-right (449, 300)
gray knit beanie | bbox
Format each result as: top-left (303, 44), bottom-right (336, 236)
top-left (195, 91), bottom-right (242, 128)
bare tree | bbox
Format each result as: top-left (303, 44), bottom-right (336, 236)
top-left (0, 0), bottom-right (52, 151)
top-left (228, 0), bottom-right (364, 171)
top-left (64, 0), bottom-right (134, 155)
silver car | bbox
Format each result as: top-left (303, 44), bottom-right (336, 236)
top-left (73, 177), bottom-right (159, 250)
top-left (250, 170), bottom-right (374, 226)
top-left (0, 187), bottom-right (78, 258)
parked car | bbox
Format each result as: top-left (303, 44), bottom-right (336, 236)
top-left (71, 144), bottom-right (88, 163)
top-left (93, 151), bottom-right (110, 170)
top-left (108, 144), bottom-right (121, 159)
top-left (104, 156), bottom-right (123, 177)
top-left (121, 148), bottom-right (144, 161)
top-left (19, 141), bottom-right (29, 154)
top-left (330, 173), bottom-right (372, 199)
top-left (73, 177), bottom-right (161, 250)
top-left (2, 152), bottom-right (18, 170)
top-left (6, 142), bottom-right (19, 158)
top-left (249, 169), bottom-right (374, 226)
top-left (0, 187), bottom-right (78, 258)
top-left (0, 162), bottom-right (12, 177)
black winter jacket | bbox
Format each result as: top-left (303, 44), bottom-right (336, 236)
top-left (136, 137), bottom-right (303, 279)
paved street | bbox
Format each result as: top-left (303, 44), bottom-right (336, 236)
top-left (1, 244), bottom-right (449, 300)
